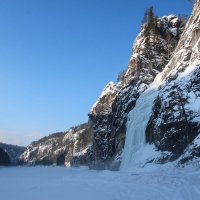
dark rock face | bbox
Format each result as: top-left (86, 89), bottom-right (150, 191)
top-left (88, 82), bottom-right (118, 168)
top-left (89, 15), bottom-right (185, 169)
top-left (20, 123), bottom-right (92, 166)
top-left (146, 79), bottom-right (200, 161)
top-left (146, 66), bottom-right (200, 162)
top-left (56, 154), bottom-right (65, 166)
top-left (0, 147), bottom-right (10, 166)
top-left (178, 135), bottom-right (200, 166)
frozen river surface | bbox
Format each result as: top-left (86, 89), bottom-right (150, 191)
top-left (0, 166), bottom-right (200, 200)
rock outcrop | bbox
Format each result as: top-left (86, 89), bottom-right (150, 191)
top-left (88, 82), bottom-right (118, 168)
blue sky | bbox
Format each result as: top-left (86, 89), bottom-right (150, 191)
top-left (0, 0), bottom-right (192, 146)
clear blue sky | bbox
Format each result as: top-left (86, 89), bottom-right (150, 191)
top-left (0, 0), bottom-right (192, 146)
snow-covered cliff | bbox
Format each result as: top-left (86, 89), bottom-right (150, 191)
top-left (122, 0), bottom-right (200, 169)
top-left (89, 13), bottom-right (185, 169)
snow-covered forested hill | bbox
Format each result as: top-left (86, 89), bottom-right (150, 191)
top-left (19, 123), bottom-right (92, 166)
top-left (0, 143), bottom-right (25, 165)
top-left (0, 147), bottom-right (10, 166)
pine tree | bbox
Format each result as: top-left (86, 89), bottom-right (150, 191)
top-left (142, 6), bottom-right (158, 37)
top-left (148, 6), bottom-right (154, 27)
top-left (187, 0), bottom-right (194, 3)
top-left (142, 9), bottom-right (148, 25)
top-left (117, 70), bottom-right (126, 83)
top-left (141, 6), bottom-right (158, 59)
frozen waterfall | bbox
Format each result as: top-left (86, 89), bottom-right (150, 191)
top-left (121, 73), bottom-right (163, 170)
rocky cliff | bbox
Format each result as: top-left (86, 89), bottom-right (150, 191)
top-left (89, 13), bottom-right (186, 169)
top-left (146, 0), bottom-right (200, 165)
top-left (121, 0), bottom-right (200, 169)
top-left (88, 82), bottom-right (118, 168)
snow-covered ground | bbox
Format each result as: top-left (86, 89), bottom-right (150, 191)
top-left (0, 166), bottom-right (200, 200)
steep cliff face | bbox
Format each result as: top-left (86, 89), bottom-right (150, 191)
top-left (88, 82), bottom-right (118, 168)
top-left (89, 14), bottom-right (185, 169)
top-left (146, 0), bottom-right (200, 165)
top-left (20, 123), bottom-right (92, 166)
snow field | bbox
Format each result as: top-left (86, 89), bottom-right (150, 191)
top-left (0, 166), bottom-right (200, 200)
